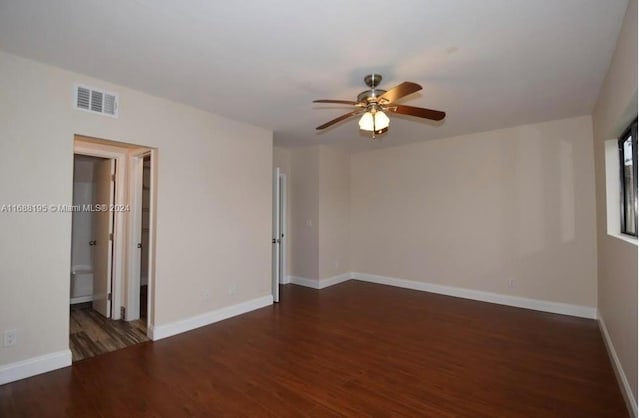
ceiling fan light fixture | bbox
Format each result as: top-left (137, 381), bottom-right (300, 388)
top-left (358, 111), bottom-right (374, 131)
top-left (374, 110), bottom-right (390, 130)
top-left (358, 110), bottom-right (390, 132)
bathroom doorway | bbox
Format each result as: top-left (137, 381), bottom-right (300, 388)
top-left (69, 135), bottom-right (156, 362)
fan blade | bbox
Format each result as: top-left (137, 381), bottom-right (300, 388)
top-left (377, 82), bottom-right (422, 103)
top-left (389, 104), bottom-right (445, 121)
top-left (316, 110), bottom-right (363, 130)
top-left (313, 99), bottom-right (359, 105)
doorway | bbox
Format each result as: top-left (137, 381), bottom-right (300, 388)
top-left (69, 136), bottom-right (156, 362)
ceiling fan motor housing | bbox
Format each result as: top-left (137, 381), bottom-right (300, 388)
top-left (359, 73), bottom-right (386, 104)
top-left (357, 89), bottom-right (387, 104)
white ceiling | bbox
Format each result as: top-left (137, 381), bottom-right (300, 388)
top-left (0, 0), bottom-right (628, 150)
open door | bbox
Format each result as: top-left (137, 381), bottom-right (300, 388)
top-left (278, 174), bottom-right (287, 284)
top-left (128, 153), bottom-right (144, 321)
top-left (92, 158), bottom-right (115, 317)
top-left (272, 167), bottom-right (281, 302)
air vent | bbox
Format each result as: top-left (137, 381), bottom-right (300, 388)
top-left (74, 84), bottom-right (118, 118)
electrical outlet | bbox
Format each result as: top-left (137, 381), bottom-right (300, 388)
top-left (3, 329), bottom-right (17, 347)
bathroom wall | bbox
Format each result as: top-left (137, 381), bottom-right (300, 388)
top-left (71, 156), bottom-right (96, 271)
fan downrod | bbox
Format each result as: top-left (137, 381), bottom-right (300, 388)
top-left (358, 73), bottom-right (386, 103)
top-left (364, 73), bottom-right (382, 88)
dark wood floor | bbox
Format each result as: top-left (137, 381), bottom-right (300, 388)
top-left (69, 305), bottom-right (149, 362)
top-left (1, 282), bottom-right (628, 417)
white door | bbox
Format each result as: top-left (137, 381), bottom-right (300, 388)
top-left (278, 174), bottom-right (287, 284)
top-left (92, 158), bottom-right (115, 317)
top-left (272, 167), bottom-right (281, 302)
top-left (128, 154), bottom-right (145, 321)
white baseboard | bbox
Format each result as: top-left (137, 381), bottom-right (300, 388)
top-left (0, 349), bottom-right (72, 385)
top-left (290, 273), bottom-right (351, 290)
top-left (598, 311), bottom-right (637, 417)
top-left (352, 272), bottom-right (597, 319)
top-left (280, 275), bottom-right (291, 284)
top-left (149, 295), bottom-right (273, 341)
top-left (289, 276), bottom-right (319, 288)
top-left (70, 295), bottom-right (93, 304)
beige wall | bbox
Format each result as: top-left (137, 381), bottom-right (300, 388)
top-left (286, 145), bottom-right (351, 281)
top-left (592, 0), bottom-right (638, 402)
top-left (0, 51), bottom-right (272, 366)
top-left (289, 146), bottom-right (320, 279)
top-left (318, 146), bottom-right (350, 279)
top-left (350, 116), bottom-right (598, 307)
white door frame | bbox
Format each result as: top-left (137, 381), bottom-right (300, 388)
top-left (126, 149), bottom-right (155, 326)
top-left (74, 140), bottom-right (127, 320)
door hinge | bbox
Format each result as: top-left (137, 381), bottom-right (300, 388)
top-left (107, 293), bottom-right (112, 301)
top-left (109, 233), bottom-right (114, 241)
top-left (111, 174), bottom-right (115, 182)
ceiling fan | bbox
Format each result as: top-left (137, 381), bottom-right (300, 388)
top-left (313, 73), bottom-right (446, 138)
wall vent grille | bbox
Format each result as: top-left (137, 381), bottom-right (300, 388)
top-left (74, 84), bottom-right (118, 118)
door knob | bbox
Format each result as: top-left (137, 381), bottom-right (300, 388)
top-left (89, 240), bottom-right (96, 246)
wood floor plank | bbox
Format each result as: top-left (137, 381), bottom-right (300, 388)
top-left (69, 307), bottom-right (149, 362)
top-left (0, 282), bottom-right (630, 417)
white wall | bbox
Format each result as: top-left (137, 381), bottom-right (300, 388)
top-left (592, 0), bottom-right (638, 404)
top-left (0, 51), bottom-right (272, 369)
top-left (286, 145), bottom-right (351, 281)
top-left (350, 116), bottom-right (598, 307)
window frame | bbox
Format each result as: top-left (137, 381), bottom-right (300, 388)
top-left (618, 119), bottom-right (638, 237)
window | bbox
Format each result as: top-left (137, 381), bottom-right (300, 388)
top-left (619, 119), bottom-right (638, 236)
